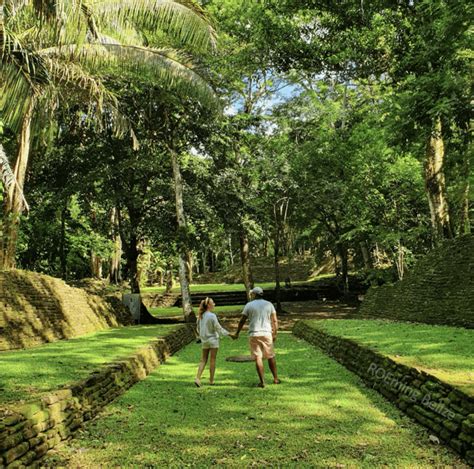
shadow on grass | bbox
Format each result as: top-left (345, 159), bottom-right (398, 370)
top-left (0, 324), bottom-right (177, 404)
top-left (44, 333), bottom-right (467, 468)
top-left (309, 319), bottom-right (474, 394)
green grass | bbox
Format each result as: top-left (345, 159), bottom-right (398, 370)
top-left (140, 274), bottom-right (334, 294)
top-left (0, 325), bottom-right (177, 405)
top-left (44, 333), bottom-right (465, 468)
top-left (150, 304), bottom-right (244, 318)
top-left (307, 319), bottom-right (474, 395)
top-left (141, 281), bottom-right (280, 294)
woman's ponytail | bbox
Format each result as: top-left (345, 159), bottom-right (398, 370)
top-left (198, 297), bottom-right (211, 319)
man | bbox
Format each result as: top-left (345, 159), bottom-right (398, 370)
top-left (234, 286), bottom-right (280, 388)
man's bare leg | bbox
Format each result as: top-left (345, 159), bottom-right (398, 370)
top-left (268, 357), bottom-right (280, 384)
top-left (255, 356), bottom-right (265, 387)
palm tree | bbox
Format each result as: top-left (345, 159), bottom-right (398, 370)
top-left (0, 0), bottom-right (216, 269)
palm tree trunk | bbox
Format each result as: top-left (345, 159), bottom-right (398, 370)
top-left (425, 117), bottom-right (453, 242)
top-left (170, 148), bottom-right (194, 322)
top-left (1, 96), bottom-right (36, 269)
top-left (239, 229), bottom-right (254, 301)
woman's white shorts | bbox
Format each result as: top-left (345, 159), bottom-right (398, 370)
top-left (201, 339), bottom-right (219, 349)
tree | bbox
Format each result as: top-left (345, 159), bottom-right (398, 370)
top-left (204, 0), bottom-right (289, 298)
top-left (262, 0), bottom-right (473, 243)
top-left (1, 0), bottom-right (216, 268)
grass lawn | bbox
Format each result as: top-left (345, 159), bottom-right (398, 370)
top-left (141, 281), bottom-right (280, 294)
top-left (0, 325), bottom-right (177, 405)
top-left (150, 304), bottom-right (244, 318)
top-left (307, 319), bottom-right (474, 396)
top-left (45, 333), bottom-right (466, 467)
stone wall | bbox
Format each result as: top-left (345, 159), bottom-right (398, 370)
top-left (0, 270), bottom-right (134, 351)
top-left (293, 321), bottom-right (474, 465)
top-left (0, 324), bottom-right (195, 468)
top-left (359, 235), bottom-right (474, 328)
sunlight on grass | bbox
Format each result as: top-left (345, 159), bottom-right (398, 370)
top-left (45, 333), bottom-right (466, 468)
top-left (150, 304), bottom-right (244, 317)
top-left (0, 325), bottom-right (177, 404)
top-left (309, 319), bottom-right (474, 395)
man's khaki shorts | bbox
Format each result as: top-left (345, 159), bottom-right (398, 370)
top-left (249, 336), bottom-right (275, 360)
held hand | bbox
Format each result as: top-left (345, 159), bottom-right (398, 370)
top-left (272, 335), bottom-right (277, 343)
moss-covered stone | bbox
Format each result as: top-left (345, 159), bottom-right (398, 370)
top-left (359, 235), bottom-right (474, 328)
top-left (0, 324), bottom-right (195, 467)
top-left (0, 270), bottom-right (134, 352)
top-left (293, 320), bottom-right (473, 465)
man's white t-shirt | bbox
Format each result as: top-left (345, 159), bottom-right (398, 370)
top-left (242, 299), bottom-right (276, 337)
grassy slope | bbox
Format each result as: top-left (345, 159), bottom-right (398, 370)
top-left (307, 319), bottom-right (474, 395)
top-left (0, 325), bottom-right (177, 405)
top-left (45, 333), bottom-right (465, 468)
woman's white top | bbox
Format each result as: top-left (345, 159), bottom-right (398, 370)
top-left (197, 311), bottom-right (229, 345)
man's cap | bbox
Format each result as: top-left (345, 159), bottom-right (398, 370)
top-left (250, 287), bottom-right (264, 295)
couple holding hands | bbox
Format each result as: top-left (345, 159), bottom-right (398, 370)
top-left (194, 287), bottom-right (280, 388)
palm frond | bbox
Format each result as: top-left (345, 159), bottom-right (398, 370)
top-left (91, 0), bottom-right (217, 52)
top-left (42, 43), bottom-right (217, 106)
top-left (45, 57), bottom-right (115, 110)
top-left (0, 63), bottom-right (36, 133)
top-left (1, 27), bottom-right (50, 86)
top-left (0, 143), bottom-right (29, 210)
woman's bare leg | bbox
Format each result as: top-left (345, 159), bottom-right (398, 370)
top-left (209, 348), bottom-right (218, 384)
top-left (195, 349), bottom-right (210, 386)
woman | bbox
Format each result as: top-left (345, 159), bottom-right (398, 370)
top-left (195, 297), bottom-right (233, 387)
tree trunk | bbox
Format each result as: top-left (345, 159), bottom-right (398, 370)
top-left (59, 205), bottom-right (67, 279)
top-left (170, 148), bottom-right (194, 322)
top-left (165, 260), bottom-right (174, 293)
top-left (186, 250), bottom-right (193, 283)
top-left (360, 241), bottom-right (373, 269)
top-left (228, 235), bottom-right (234, 265)
top-left (128, 233), bottom-right (140, 294)
top-left (239, 229), bottom-right (254, 300)
top-left (1, 96), bottom-right (35, 269)
top-left (394, 240), bottom-right (406, 281)
top-left (90, 252), bottom-right (103, 279)
top-left (274, 225), bottom-right (282, 314)
top-left (109, 208), bottom-right (122, 284)
top-left (89, 208), bottom-right (102, 279)
top-left (458, 151), bottom-right (471, 235)
top-left (337, 244), bottom-right (349, 294)
top-left (425, 117), bottom-right (453, 242)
